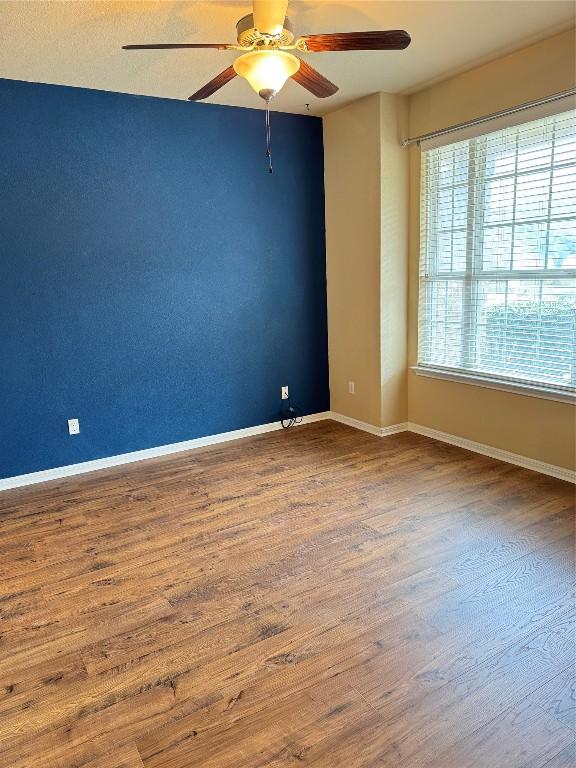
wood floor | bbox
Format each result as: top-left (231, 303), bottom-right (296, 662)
top-left (0, 421), bottom-right (574, 768)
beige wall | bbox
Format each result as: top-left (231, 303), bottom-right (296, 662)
top-left (408, 28), bottom-right (576, 470)
top-left (324, 94), bottom-right (382, 426)
top-left (380, 93), bottom-right (409, 427)
top-left (324, 28), bottom-right (575, 470)
top-left (324, 92), bottom-right (409, 428)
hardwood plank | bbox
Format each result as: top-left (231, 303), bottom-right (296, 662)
top-left (374, 611), bottom-right (576, 766)
top-left (529, 665), bottom-right (576, 731)
top-left (0, 651), bottom-right (86, 706)
top-left (135, 612), bottom-right (428, 765)
top-left (539, 742), bottom-right (576, 767)
top-left (416, 537), bottom-right (575, 636)
top-left (415, 699), bottom-right (574, 768)
top-left (0, 596), bottom-right (176, 677)
top-left (79, 741), bottom-right (144, 768)
top-left (0, 420), bottom-right (572, 767)
top-left (139, 677), bottom-right (372, 768)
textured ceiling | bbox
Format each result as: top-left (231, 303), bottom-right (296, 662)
top-left (0, 1), bottom-right (574, 115)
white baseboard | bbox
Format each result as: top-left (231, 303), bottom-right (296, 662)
top-left (327, 412), bottom-right (574, 483)
top-left (406, 423), bottom-right (575, 484)
top-left (328, 412), bottom-right (409, 438)
top-left (0, 412), bottom-right (331, 492)
top-left (1, 409), bottom-right (572, 492)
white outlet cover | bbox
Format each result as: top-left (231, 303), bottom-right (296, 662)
top-left (281, 386), bottom-right (289, 400)
top-left (68, 418), bottom-right (80, 435)
top-left (348, 381), bottom-right (355, 394)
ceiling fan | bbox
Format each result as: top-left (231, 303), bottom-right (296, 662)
top-left (122, 0), bottom-right (411, 170)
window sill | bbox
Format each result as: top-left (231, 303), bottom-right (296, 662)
top-left (411, 366), bottom-right (576, 405)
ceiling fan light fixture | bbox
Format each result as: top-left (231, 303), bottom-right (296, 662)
top-left (233, 50), bottom-right (300, 100)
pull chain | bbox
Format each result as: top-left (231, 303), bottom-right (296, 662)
top-left (265, 100), bottom-right (273, 174)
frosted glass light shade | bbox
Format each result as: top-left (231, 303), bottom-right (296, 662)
top-left (233, 50), bottom-right (300, 99)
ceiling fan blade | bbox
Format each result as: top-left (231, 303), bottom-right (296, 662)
top-left (188, 66), bottom-right (237, 101)
top-left (123, 43), bottom-right (233, 50)
top-left (252, 0), bottom-right (289, 36)
top-left (298, 30), bottom-right (411, 52)
top-left (291, 60), bottom-right (338, 98)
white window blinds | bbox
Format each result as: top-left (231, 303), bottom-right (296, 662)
top-left (418, 109), bottom-right (576, 396)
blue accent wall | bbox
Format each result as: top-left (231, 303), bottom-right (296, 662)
top-left (0, 79), bottom-right (329, 480)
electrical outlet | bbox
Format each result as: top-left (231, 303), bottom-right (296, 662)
top-left (348, 381), bottom-right (355, 394)
top-left (281, 386), bottom-right (289, 400)
top-left (68, 418), bottom-right (80, 435)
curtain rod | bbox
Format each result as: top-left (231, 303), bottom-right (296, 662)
top-left (401, 88), bottom-right (576, 147)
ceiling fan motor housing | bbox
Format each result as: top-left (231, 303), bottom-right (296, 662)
top-left (236, 14), bottom-right (295, 47)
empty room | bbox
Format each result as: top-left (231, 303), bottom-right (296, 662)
top-left (0, 1), bottom-right (575, 766)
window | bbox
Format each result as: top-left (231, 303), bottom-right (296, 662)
top-left (417, 109), bottom-right (576, 399)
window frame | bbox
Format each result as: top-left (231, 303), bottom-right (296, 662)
top-left (415, 112), bottom-right (576, 404)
